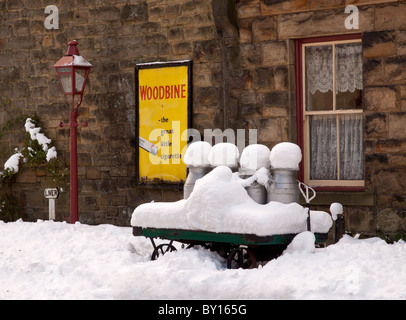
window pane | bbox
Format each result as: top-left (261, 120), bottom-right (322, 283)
top-left (336, 89), bottom-right (362, 110)
top-left (339, 114), bottom-right (363, 180)
top-left (305, 45), bottom-right (333, 111)
top-left (75, 69), bottom-right (87, 93)
top-left (309, 115), bottom-right (337, 180)
top-left (335, 42), bottom-right (363, 110)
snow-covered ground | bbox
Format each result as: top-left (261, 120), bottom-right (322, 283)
top-left (1, 219), bottom-right (406, 300)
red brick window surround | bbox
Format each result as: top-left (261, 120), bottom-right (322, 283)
top-left (295, 34), bottom-right (364, 191)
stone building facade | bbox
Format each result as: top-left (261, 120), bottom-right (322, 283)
top-left (1, 0), bottom-right (406, 237)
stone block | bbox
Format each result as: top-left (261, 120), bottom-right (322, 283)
top-left (388, 113), bottom-right (406, 139)
top-left (195, 86), bottom-right (222, 110)
top-left (362, 31), bottom-right (397, 59)
top-left (364, 86), bottom-right (397, 112)
top-left (309, 0), bottom-right (345, 10)
top-left (184, 26), bottom-right (216, 42)
top-left (86, 167), bottom-right (100, 180)
top-left (375, 2), bottom-right (406, 31)
top-left (193, 39), bottom-right (221, 62)
top-left (237, 1), bottom-right (261, 19)
top-left (376, 208), bottom-right (406, 234)
top-left (168, 26), bottom-right (184, 42)
top-left (238, 19), bottom-right (252, 44)
top-left (254, 67), bottom-right (274, 91)
top-left (376, 139), bottom-right (406, 154)
top-left (240, 43), bottom-right (263, 67)
top-left (13, 19), bottom-right (30, 36)
top-left (145, 32), bottom-right (168, 44)
top-left (89, 6), bottom-right (121, 22)
top-left (252, 16), bottom-right (277, 42)
top-left (261, 41), bottom-right (288, 66)
top-left (121, 2), bottom-right (148, 22)
top-left (263, 91), bottom-right (289, 108)
top-left (111, 194), bottom-right (127, 206)
top-left (239, 102), bottom-right (262, 117)
top-left (79, 196), bottom-right (99, 211)
top-left (110, 166), bottom-right (128, 177)
top-left (227, 69), bottom-right (252, 90)
top-left (172, 41), bottom-right (193, 55)
top-left (15, 168), bottom-right (37, 184)
top-left (365, 113), bottom-right (387, 137)
top-left (363, 59), bottom-right (384, 86)
top-left (26, 188), bottom-right (46, 208)
top-left (257, 118), bottom-right (281, 143)
top-left (261, 0), bottom-right (308, 15)
top-left (384, 55), bottom-right (406, 84)
top-left (278, 7), bottom-right (374, 39)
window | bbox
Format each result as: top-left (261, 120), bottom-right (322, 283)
top-left (296, 35), bottom-right (364, 189)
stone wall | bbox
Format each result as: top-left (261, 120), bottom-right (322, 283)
top-left (0, 0), bottom-right (226, 225)
top-left (1, 0), bottom-right (406, 236)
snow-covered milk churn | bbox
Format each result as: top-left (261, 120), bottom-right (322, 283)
top-left (239, 144), bottom-right (271, 204)
top-left (208, 142), bottom-right (239, 172)
top-left (184, 165), bottom-right (211, 199)
top-left (267, 142), bottom-right (302, 204)
top-left (183, 141), bottom-right (212, 199)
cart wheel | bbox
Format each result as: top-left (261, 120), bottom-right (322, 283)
top-left (151, 243), bottom-right (177, 261)
top-left (227, 247), bottom-right (257, 269)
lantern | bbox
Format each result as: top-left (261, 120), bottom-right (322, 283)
top-left (54, 40), bottom-right (92, 102)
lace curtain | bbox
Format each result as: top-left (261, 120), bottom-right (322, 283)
top-left (309, 114), bottom-right (363, 181)
top-left (305, 43), bottom-right (363, 94)
top-left (336, 43), bottom-right (363, 94)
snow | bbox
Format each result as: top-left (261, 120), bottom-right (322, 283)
top-left (270, 142), bottom-right (302, 170)
top-left (63, 55), bottom-right (92, 67)
top-left (132, 166), bottom-right (333, 235)
top-left (46, 146), bottom-right (58, 162)
top-left (2, 138), bottom-right (400, 300)
top-left (2, 219), bottom-right (406, 300)
top-left (284, 231), bottom-right (316, 254)
top-left (330, 202), bottom-right (344, 221)
top-left (25, 118), bottom-right (53, 154)
top-left (4, 152), bottom-right (22, 173)
top-left (183, 141), bottom-right (212, 167)
top-left (239, 144), bottom-right (270, 173)
top-left (239, 167), bottom-right (271, 188)
top-left (208, 143), bottom-right (239, 168)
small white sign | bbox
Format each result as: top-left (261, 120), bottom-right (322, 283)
top-left (44, 188), bottom-right (59, 199)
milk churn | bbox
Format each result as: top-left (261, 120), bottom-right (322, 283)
top-left (245, 180), bottom-right (267, 204)
top-left (267, 168), bottom-right (300, 204)
top-left (183, 141), bottom-right (212, 199)
top-left (240, 171), bottom-right (267, 205)
top-left (183, 165), bottom-right (211, 199)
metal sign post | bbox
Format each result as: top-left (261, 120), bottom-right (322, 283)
top-left (44, 188), bottom-right (59, 220)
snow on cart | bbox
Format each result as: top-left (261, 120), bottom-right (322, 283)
top-left (131, 142), bottom-right (336, 269)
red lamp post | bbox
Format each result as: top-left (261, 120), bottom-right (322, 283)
top-left (54, 40), bottom-right (93, 223)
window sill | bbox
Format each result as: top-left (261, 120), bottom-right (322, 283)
top-left (299, 191), bottom-right (375, 206)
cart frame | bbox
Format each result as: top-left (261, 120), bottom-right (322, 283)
top-left (133, 226), bottom-right (328, 269)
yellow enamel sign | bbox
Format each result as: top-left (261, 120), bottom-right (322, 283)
top-left (137, 62), bottom-right (190, 184)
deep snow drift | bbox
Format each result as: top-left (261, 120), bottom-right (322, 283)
top-left (1, 219), bottom-right (406, 300)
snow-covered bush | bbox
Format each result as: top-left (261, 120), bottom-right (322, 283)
top-left (0, 116), bottom-right (67, 221)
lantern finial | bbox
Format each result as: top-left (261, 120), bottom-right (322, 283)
top-left (66, 40), bottom-right (79, 56)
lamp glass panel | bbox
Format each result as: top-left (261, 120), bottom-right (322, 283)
top-left (75, 69), bottom-right (87, 93)
top-left (59, 73), bottom-right (72, 94)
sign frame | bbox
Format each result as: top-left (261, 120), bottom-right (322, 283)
top-left (135, 60), bottom-right (192, 187)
